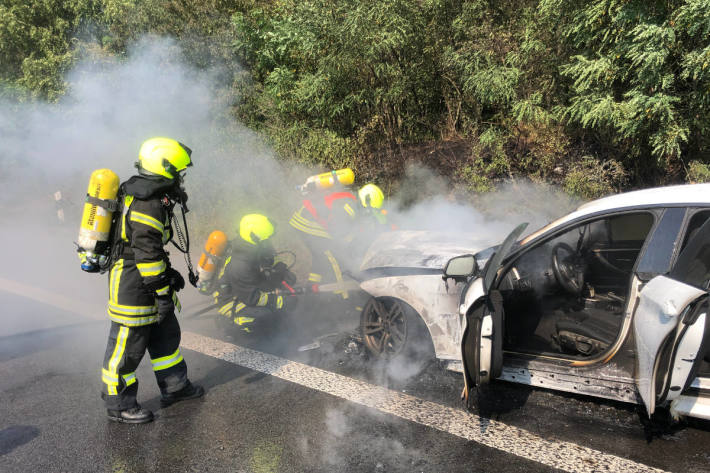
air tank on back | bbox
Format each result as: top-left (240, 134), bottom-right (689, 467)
top-left (77, 169), bottom-right (120, 272)
top-left (197, 230), bottom-right (229, 293)
top-left (298, 168), bottom-right (354, 193)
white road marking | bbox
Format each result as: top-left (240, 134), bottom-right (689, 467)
top-left (0, 279), bottom-right (667, 473)
top-left (182, 332), bottom-right (667, 473)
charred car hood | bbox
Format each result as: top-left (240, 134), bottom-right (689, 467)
top-left (360, 231), bottom-right (497, 272)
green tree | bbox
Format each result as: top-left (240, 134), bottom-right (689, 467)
top-left (234, 0), bottom-right (446, 145)
top-left (542, 0), bottom-right (710, 182)
top-left (0, 0), bottom-right (101, 100)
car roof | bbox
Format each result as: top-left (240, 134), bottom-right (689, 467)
top-left (576, 183), bottom-right (710, 213)
top-left (521, 183), bottom-right (710, 245)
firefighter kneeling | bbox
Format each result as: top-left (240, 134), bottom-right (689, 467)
top-left (101, 137), bottom-right (204, 424)
top-left (212, 214), bottom-right (297, 332)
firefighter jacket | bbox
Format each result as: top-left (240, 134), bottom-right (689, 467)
top-left (212, 239), bottom-right (297, 317)
top-left (288, 190), bottom-right (358, 241)
top-left (107, 176), bottom-right (179, 326)
top-left (215, 240), bottom-right (281, 302)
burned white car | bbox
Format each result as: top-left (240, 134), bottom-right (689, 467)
top-left (358, 231), bottom-right (498, 371)
top-left (360, 184), bottom-right (710, 421)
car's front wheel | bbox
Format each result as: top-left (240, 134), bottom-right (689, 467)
top-left (359, 297), bottom-right (434, 361)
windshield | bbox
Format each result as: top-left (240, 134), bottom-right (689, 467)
top-left (519, 215), bottom-right (570, 246)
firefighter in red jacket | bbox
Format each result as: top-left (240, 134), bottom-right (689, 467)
top-left (289, 185), bottom-right (359, 299)
top-left (101, 137), bottom-right (203, 424)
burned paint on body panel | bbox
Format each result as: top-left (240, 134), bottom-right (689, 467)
top-left (360, 231), bottom-right (496, 271)
top-left (360, 274), bottom-right (467, 361)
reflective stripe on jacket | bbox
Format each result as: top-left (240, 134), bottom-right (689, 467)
top-left (289, 191), bottom-right (357, 239)
top-left (106, 180), bottom-right (174, 326)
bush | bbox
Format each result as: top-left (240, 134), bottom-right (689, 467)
top-left (270, 123), bottom-right (357, 170)
top-left (564, 156), bottom-right (627, 199)
top-left (5, 0), bottom-right (710, 197)
top-left (687, 160), bottom-right (710, 184)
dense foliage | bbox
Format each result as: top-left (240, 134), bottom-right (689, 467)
top-left (2, 0), bottom-right (710, 197)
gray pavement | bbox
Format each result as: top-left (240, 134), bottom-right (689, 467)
top-left (0, 295), bottom-right (550, 473)
top-left (1, 221), bottom-right (710, 472)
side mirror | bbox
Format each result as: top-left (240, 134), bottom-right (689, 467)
top-left (443, 254), bottom-right (477, 279)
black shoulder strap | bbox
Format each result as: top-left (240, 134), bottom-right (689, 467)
top-left (100, 187), bottom-right (127, 273)
top-left (85, 194), bottom-right (120, 212)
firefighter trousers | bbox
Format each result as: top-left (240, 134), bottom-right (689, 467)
top-left (301, 235), bottom-right (351, 299)
top-left (101, 311), bottom-right (188, 411)
top-left (216, 290), bottom-right (287, 329)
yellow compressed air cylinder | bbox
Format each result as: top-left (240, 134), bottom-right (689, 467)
top-left (77, 169), bottom-right (120, 254)
top-left (304, 168), bottom-right (355, 190)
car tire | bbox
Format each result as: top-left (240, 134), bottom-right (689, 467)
top-left (359, 296), bottom-right (434, 362)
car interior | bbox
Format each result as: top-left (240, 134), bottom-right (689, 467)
top-left (498, 212), bottom-right (655, 359)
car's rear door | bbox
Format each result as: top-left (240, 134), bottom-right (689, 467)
top-left (461, 223), bottom-right (527, 402)
top-left (633, 218), bottom-right (710, 416)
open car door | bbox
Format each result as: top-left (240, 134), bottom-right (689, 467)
top-left (461, 223), bottom-right (528, 403)
top-left (633, 219), bottom-right (710, 416)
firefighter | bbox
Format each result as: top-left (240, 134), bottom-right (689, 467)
top-left (212, 214), bottom-right (297, 331)
top-left (346, 183), bottom-right (395, 262)
top-left (358, 183), bottom-right (398, 231)
top-left (357, 183), bottom-right (386, 225)
top-left (101, 137), bottom-right (203, 424)
top-left (288, 183), bottom-right (359, 299)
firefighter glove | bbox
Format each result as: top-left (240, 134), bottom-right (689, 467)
top-left (283, 269), bottom-right (297, 286)
top-left (167, 267), bottom-right (185, 292)
top-left (272, 262), bottom-right (297, 286)
top-left (272, 261), bottom-right (289, 274)
top-left (156, 294), bottom-right (175, 323)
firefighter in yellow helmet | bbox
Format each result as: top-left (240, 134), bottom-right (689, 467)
top-left (349, 183), bottom-right (397, 257)
top-left (289, 181), bottom-right (360, 299)
top-left (212, 214), bottom-right (297, 331)
top-left (101, 137), bottom-right (203, 424)
top-left (358, 183), bottom-right (396, 228)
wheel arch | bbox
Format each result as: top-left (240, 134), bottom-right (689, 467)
top-left (360, 274), bottom-right (461, 360)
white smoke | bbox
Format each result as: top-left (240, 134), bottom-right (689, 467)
top-left (309, 406), bottom-right (423, 469)
top-left (0, 34), bottom-right (582, 380)
top-left (0, 37), bottom-right (301, 239)
top-left (0, 36), bottom-right (305, 331)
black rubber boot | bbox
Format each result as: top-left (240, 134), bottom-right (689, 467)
top-left (107, 406), bottom-right (154, 424)
top-left (160, 381), bottom-right (205, 408)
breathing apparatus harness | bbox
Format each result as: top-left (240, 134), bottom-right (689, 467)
top-left (97, 177), bottom-right (198, 288)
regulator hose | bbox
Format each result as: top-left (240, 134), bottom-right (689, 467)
top-left (171, 202), bottom-right (199, 287)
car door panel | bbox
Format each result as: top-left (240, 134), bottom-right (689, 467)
top-left (666, 311), bottom-right (707, 404)
top-left (461, 225), bottom-right (527, 403)
top-left (633, 275), bottom-right (706, 415)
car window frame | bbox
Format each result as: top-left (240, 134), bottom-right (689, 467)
top-left (489, 209), bottom-right (659, 365)
top-left (498, 209), bottom-right (661, 286)
top-left (635, 207), bottom-right (688, 281)
top-left (670, 207), bottom-right (710, 271)
top-left (669, 214), bottom-right (710, 289)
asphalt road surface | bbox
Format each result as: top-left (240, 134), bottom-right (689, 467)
top-left (2, 279), bottom-right (710, 473)
top-left (1, 221), bottom-right (710, 472)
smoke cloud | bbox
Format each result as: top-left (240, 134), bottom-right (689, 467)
top-left (0, 35), bottom-right (581, 385)
top-left (1, 36), bottom-right (300, 235)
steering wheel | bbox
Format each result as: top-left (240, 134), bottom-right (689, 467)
top-left (551, 242), bottom-right (586, 295)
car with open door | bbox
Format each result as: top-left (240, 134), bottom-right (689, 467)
top-left (460, 183), bottom-right (710, 421)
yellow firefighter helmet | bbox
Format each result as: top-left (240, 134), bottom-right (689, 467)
top-left (137, 137), bottom-right (193, 179)
top-left (358, 183), bottom-right (385, 209)
top-left (239, 214), bottom-right (275, 245)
